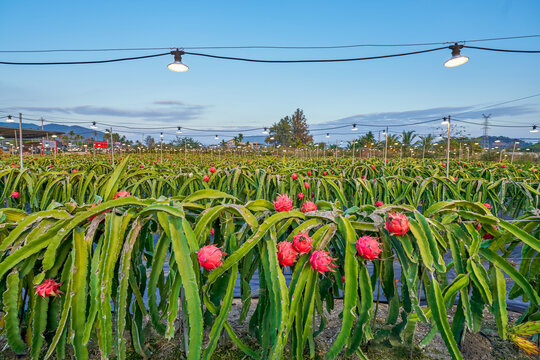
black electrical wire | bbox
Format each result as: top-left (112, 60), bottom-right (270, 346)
top-left (1, 34), bottom-right (539, 53)
top-left (183, 47), bottom-right (448, 63)
top-left (0, 52), bottom-right (170, 65)
top-left (463, 45), bottom-right (540, 53)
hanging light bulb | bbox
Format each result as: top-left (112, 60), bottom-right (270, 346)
top-left (270, 136), bottom-right (275, 140)
top-left (168, 49), bottom-right (189, 72)
top-left (531, 125), bottom-right (539, 133)
top-left (352, 124), bottom-right (358, 131)
top-left (176, 126), bottom-right (182, 134)
top-left (441, 117), bottom-right (449, 125)
top-left (444, 43), bottom-right (469, 68)
top-left (215, 135), bottom-right (219, 140)
top-left (326, 133), bottom-right (330, 138)
top-left (262, 127), bottom-right (268, 135)
top-left (494, 138), bottom-right (501, 143)
top-left (91, 121), bottom-right (97, 129)
top-left (160, 132), bottom-right (164, 139)
top-left (6, 115), bottom-right (14, 123)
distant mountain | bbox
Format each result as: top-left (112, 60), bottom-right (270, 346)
top-left (0, 122), bottom-right (105, 140)
top-left (480, 135), bottom-right (532, 148)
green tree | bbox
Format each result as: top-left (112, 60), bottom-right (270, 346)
top-left (290, 109), bottom-right (312, 146)
top-left (267, 117), bottom-right (293, 146)
top-left (171, 136), bottom-right (202, 148)
top-left (144, 136), bottom-right (156, 148)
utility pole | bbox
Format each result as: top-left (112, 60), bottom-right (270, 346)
top-left (511, 140), bottom-right (518, 164)
top-left (384, 127), bottom-right (388, 166)
top-left (19, 113), bottom-right (23, 168)
top-left (109, 127), bottom-right (114, 166)
top-left (482, 114), bottom-right (491, 151)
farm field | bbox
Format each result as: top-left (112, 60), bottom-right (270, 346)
top-left (0, 153), bottom-right (539, 360)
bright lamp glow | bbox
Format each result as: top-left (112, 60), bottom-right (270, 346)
top-left (352, 124), bottom-right (358, 131)
top-left (6, 115), bottom-right (14, 123)
top-left (441, 117), bottom-right (449, 125)
top-left (494, 139), bottom-right (501, 143)
top-left (444, 43), bottom-right (469, 68)
top-left (176, 126), bottom-right (182, 134)
top-left (215, 135), bottom-right (219, 140)
top-left (91, 121), bottom-right (97, 129)
top-left (168, 49), bottom-right (189, 72)
top-left (262, 127), bottom-right (268, 135)
top-left (326, 133), bottom-right (330, 138)
top-left (531, 125), bottom-right (539, 133)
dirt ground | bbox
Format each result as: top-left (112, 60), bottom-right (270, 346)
top-left (0, 299), bottom-right (534, 359)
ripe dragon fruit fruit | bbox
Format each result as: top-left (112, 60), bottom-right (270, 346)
top-left (11, 191), bottom-right (20, 199)
top-left (210, 166), bottom-right (217, 173)
top-left (310, 250), bottom-right (338, 274)
top-left (291, 173), bottom-right (298, 180)
top-left (277, 241), bottom-right (298, 266)
top-left (385, 212), bottom-right (410, 236)
top-left (375, 201), bottom-right (384, 207)
top-left (292, 232), bottom-right (314, 254)
top-left (197, 245), bottom-right (225, 270)
top-left (35, 279), bottom-right (63, 298)
top-left (477, 223), bottom-right (498, 240)
top-left (356, 236), bottom-right (382, 260)
top-left (297, 192), bottom-right (305, 200)
top-left (274, 194), bottom-right (293, 212)
top-left (113, 190), bottom-right (130, 199)
top-left (203, 175), bottom-right (210, 182)
top-left (301, 201), bottom-right (318, 213)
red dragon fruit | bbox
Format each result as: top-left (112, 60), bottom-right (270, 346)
top-left (292, 232), bottom-right (314, 254)
top-left (209, 166), bottom-right (217, 173)
top-left (301, 201), bottom-right (318, 213)
top-left (297, 192), bottom-right (305, 200)
top-left (203, 175), bottom-right (210, 182)
top-left (113, 190), bottom-right (130, 199)
top-left (385, 212), bottom-right (410, 236)
top-left (197, 245), bottom-right (225, 270)
top-left (375, 201), bottom-right (384, 207)
top-left (291, 173), bottom-right (298, 180)
top-left (11, 191), bottom-right (20, 199)
top-left (35, 279), bottom-right (63, 298)
top-left (310, 250), bottom-right (337, 274)
top-left (277, 241), bottom-right (297, 266)
top-left (274, 194), bottom-right (293, 212)
top-left (356, 236), bottom-right (382, 260)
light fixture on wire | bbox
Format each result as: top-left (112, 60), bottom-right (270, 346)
top-left (262, 127), bottom-right (268, 135)
top-left (444, 43), bottom-right (469, 68)
top-left (168, 49), bottom-right (189, 72)
top-left (91, 121), bottom-right (97, 129)
top-left (160, 132), bottom-right (164, 139)
top-left (215, 134), bottom-right (219, 140)
top-left (177, 126), bottom-right (182, 134)
top-left (352, 124), bottom-right (358, 131)
top-left (6, 115), bottom-right (14, 123)
top-left (494, 138), bottom-right (501, 143)
top-left (531, 125), bottom-right (539, 133)
top-left (441, 117), bottom-right (449, 125)
top-left (326, 133), bottom-right (330, 138)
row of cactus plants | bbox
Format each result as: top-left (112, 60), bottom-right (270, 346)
top-left (0, 156), bottom-right (538, 359)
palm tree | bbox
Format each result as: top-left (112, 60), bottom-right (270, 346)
top-left (418, 134), bottom-right (435, 160)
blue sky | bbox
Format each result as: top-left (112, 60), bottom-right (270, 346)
top-left (1, 0), bottom-right (539, 144)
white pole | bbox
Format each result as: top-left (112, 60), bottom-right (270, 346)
top-left (384, 127), bottom-right (388, 166)
top-left (511, 141), bottom-right (517, 164)
top-left (110, 127), bottom-right (114, 166)
top-left (446, 116), bottom-right (451, 178)
top-left (18, 113), bottom-right (23, 168)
